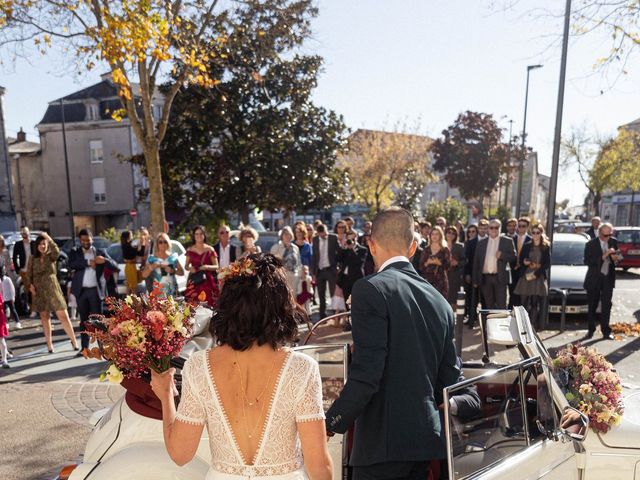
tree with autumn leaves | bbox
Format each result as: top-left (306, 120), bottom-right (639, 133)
top-left (0, 0), bottom-right (224, 230)
top-left (141, 0), bottom-right (348, 226)
top-left (340, 127), bottom-right (433, 215)
top-left (432, 111), bottom-right (516, 210)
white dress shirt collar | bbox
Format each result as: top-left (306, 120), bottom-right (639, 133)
top-left (378, 255), bottom-right (411, 272)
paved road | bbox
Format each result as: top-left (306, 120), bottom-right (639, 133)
top-left (1, 268), bottom-right (639, 479)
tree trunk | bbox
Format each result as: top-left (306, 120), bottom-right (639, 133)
top-left (239, 205), bottom-right (250, 226)
top-left (144, 145), bottom-right (166, 235)
top-left (593, 191), bottom-right (602, 217)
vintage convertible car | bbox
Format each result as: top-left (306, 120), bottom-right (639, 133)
top-left (57, 306), bottom-right (640, 480)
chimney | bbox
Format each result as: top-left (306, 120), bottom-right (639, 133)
top-left (17, 127), bottom-right (26, 143)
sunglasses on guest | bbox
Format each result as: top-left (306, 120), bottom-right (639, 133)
top-left (489, 226), bottom-right (500, 230)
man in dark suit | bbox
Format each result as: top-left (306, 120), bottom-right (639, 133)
top-left (583, 222), bottom-right (619, 339)
top-left (312, 224), bottom-right (339, 318)
top-left (586, 216), bottom-right (601, 240)
top-left (336, 229), bottom-right (367, 302)
top-left (509, 217), bottom-right (532, 308)
top-left (12, 226), bottom-right (36, 311)
top-left (213, 224), bottom-right (236, 269)
top-left (472, 219), bottom-right (517, 310)
top-left (68, 229), bottom-right (118, 354)
top-left (325, 207), bottom-right (459, 479)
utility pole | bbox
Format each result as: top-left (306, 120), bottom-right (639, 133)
top-left (546, 0), bottom-right (571, 243)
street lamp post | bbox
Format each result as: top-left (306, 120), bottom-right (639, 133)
top-left (504, 119), bottom-right (514, 210)
top-left (515, 64), bottom-right (543, 218)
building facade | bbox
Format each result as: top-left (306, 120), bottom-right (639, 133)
top-left (7, 130), bottom-right (48, 230)
top-left (599, 190), bottom-right (640, 227)
top-left (37, 74), bottom-right (155, 236)
top-left (0, 86), bottom-right (18, 231)
top-left (510, 151), bottom-right (549, 222)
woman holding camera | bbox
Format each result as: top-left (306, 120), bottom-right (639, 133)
top-left (514, 223), bottom-right (550, 329)
top-left (237, 227), bottom-right (262, 259)
top-left (336, 230), bottom-right (367, 304)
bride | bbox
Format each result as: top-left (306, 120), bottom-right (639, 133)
top-left (151, 254), bottom-right (333, 479)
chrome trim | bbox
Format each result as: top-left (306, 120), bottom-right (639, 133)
top-left (303, 312), bottom-right (352, 345)
top-left (444, 356), bottom-right (542, 479)
top-left (589, 452), bottom-right (640, 457)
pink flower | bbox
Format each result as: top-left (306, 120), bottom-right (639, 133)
top-left (147, 310), bottom-right (167, 325)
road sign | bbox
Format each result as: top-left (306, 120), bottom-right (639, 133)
top-left (129, 208), bottom-right (137, 217)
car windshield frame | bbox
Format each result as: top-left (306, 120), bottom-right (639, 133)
top-left (615, 229), bottom-right (640, 245)
top-left (551, 239), bottom-right (586, 266)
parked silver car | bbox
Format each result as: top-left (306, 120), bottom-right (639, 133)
top-left (548, 233), bottom-right (589, 315)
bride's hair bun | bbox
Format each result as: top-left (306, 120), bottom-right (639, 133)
top-left (210, 253), bottom-right (307, 350)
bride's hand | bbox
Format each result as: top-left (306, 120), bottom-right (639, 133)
top-left (151, 368), bottom-right (178, 401)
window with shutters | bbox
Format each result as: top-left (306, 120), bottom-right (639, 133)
top-left (89, 140), bottom-right (104, 163)
top-left (92, 177), bottom-right (107, 204)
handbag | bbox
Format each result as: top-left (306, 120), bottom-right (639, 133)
top-left (190, 270), bottom-right (207, 285)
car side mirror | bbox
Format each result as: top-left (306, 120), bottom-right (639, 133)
top-left (560, 406), bottom-right (589, 443)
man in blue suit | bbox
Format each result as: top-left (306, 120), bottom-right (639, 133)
top-left (68, 229), bottom-right (118, 354)
top-left (325, 207), bottom-right (460, 479)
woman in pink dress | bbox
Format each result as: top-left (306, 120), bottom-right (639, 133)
top-left (184, 226), bottom-right (220, 307)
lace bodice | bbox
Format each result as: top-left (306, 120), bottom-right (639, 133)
top-left (176, 349), bottom-right (325, 477)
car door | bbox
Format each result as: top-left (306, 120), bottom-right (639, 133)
top-left (443, 357), bottom-right (579, 480)
top-left (294, 344), bottom-right (350, 480)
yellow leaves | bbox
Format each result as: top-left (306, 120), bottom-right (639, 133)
top-left (110, 108), bottom-right (127, 122)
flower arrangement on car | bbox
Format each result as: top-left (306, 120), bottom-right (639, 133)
top-left (553, 344), bottom-right (624, 434)
top-left (85, 284), bottom-right (196, 384)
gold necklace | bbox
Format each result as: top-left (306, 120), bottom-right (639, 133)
top-left (234, 351), bottom-right (280, 406)
top-left (234, 351), bottom-right (282, 440)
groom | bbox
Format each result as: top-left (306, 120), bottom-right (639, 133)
top-left (325, 207), bottom-right (460, 479)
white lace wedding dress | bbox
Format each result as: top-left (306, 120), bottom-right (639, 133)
top-left (175, 349), bottom-right (325, 479)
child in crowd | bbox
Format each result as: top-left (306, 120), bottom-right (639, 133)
top-left (0, 288), bottom-right (10, 368)
top-left (296, 265), bottom-right (314, 315)
top-left (1, 266), bottom-right (21, 330)
top-left (67, 281), bottom-right (77, 321)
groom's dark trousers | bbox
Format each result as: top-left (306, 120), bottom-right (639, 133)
top-left (325, 260), bottom-right (459, 477)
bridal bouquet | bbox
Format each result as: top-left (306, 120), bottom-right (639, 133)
top-left (87, 284), bottom-right (196, 384)
top-left (553, 344), bottom-right (624, 434)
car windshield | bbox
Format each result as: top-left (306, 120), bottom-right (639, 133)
top-left (107, 244), bottom-right (123, 263)
top-left (93, 237), bottom-right (111, 250)
top-left (551, 240), bottom-right (585, 266)
top-left (616, 230), bottom-right (640, 244)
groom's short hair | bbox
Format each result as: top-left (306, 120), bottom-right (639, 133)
top-left (372, 207), bottom-right (415, 251)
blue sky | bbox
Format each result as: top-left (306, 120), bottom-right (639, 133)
top-left (2, 1), bottom-right (639, 207)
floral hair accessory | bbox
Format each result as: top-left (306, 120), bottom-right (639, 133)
top-left (217, 257), bottom-right (257, 283)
